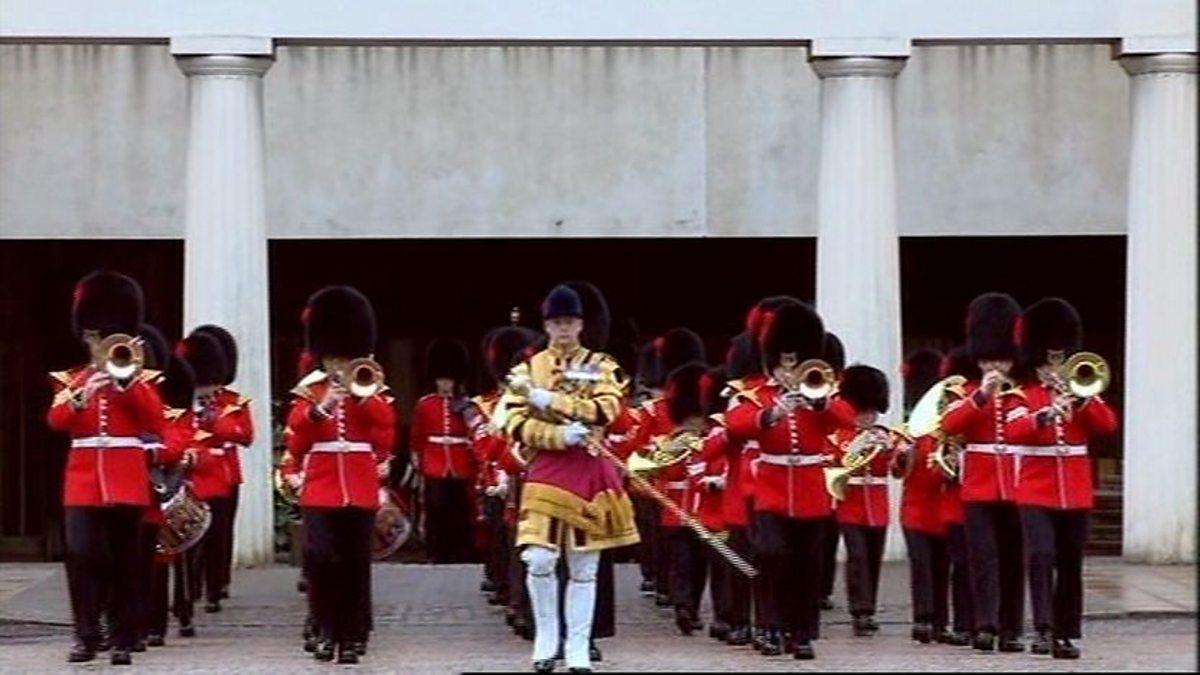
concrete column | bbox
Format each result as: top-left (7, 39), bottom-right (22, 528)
top-left (1119, 53), bottom-right (1197, 563)
top-left (175, 48), bottom-right (275, 567)
top-left (811, 56), bottom-right (907, 560)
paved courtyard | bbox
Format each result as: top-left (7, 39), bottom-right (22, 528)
top-left (0, 560), bottom-right (1194, 672)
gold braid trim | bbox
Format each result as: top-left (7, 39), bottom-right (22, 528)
top-left (517, 483), bottom-right (640, 552)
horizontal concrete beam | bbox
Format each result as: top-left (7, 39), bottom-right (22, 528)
top-left (0, 0), bottom-right (1194, 49)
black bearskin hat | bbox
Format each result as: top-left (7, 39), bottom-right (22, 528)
top-left (427, 338), bottom-right (470, 382)
top-left (71, 270), bottom-right (144, 340)
top-left (484, 327), bottom-right (538, 383)
top-left (840, 364), bottom-right (890, 414)
top-left (541, 284), bottom-right (583, 320)
top-left (655, 328), bottom-right (707, 382)
top-left (746, 295), bottom-right (803, 342)
top-left (940, 344), bottom-right (981, 380)
top-left (303, 286), bottom-right (377, 362)
top-left (724, 331), bottom-right (759, 381)
top-left (564, 281), bottom-right (611, 351)
top-left (1017, 297), bottom-right (1082, 368)
top-left (664, 362), bottom-right (709, 426)
top-left (137, 323), bottom-right (170, 371)
top-left (903, 347), bottom-right (944, 411)
top-left (160, 354), bottom-right (196, 411)
top-left (823, 332), bottom-right (846, 375)
top-left (192, 324), bottom-right (238, 385)
top-left (700, 365), bottom-right (728, 417)
top-left (606, 315), bottom-right (640, 378)
top-left (759, 301), bottom-right (825, 371)
top-left (176, 332), bottom-right (228, 388)
top-left (637, 342), bottom-right (663, 389)
top-left (965, 292), bottom-right (1021, 363)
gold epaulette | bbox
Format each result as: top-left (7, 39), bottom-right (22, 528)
top-left (290, 369), bottom-right (328, 401)
top-left (730, 384), bottom-right (764, 408)
top-left (165, 407), bottom-right (186, 421)
top-left (708, 412), bottom-right (727, 428)
top-left (194, 429), bottom-right (213, 443)
top-left (137, 369), bottom-right (163, 385)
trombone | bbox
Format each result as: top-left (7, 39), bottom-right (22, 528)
top-left (333, 357), bottom-right (386, 398)
top-left (90, 333), bottom-right (145, 381)
top-left (1055, 351), bottom-right (1110, 399)
top-left (779, 358), bottom-right (838, 404)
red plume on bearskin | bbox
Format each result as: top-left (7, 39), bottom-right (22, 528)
top-left (655, 328), bottom-right (706, 379)
top-left (664, 362), bottom-right (708, 426)
top-left (177, 332), bottom-right (228, 388)
top-left (759, 301), bottom-right (824, 371)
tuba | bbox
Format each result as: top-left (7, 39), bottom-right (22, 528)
top-left (92, 333), bottom-right (145, 381)
top-left (336, 357), bottom-right (386, 398)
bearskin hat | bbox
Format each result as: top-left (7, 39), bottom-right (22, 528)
top-left (71, 270), bottom-right (144, 340)
top-left (940, 344), bottom-right (981, 380)
top-left (137, 323), bottom-right (170, 371)
top-left (192, 324), bottom-right (238, 385)
top-left (176, 332), bottom-right (228, 388)
top-left (1017, 297), bottom-right (1082, 368)
top-left (724, 331), bottom-right (759, 381)
top-left (541, 284), bottom-right (583, 320)
top-left (759, 301), bottom-right (825, 371)
top-left (637, 342), bottom-right (663, 389)
top-left (159, 354), bottom-right (196, 411)
top-left (840, 364), bottom-right (890, 414)
top-left (700, 365), bottom-right (729, 417)
top-left (664, 361), bottom-right (709, 426)
top-left (823, 332), bottom-right (846, 375)
top-left (427, 338), bottom-right (470, 382)
top-left (903, 347), bottom-right (944, 410)
top-left (303, 286), bottom-right (377, 362)
top-left (655, 328), bottom-right (707, 381)
top-left (746, 295), bottom-right (803, 341)
top-left (606, 315), bottom-right (640, 378)
top-left (564, 280), bottom-right (611, 351)
top-left (483, 326), bottom-right (538, 383)
top-left (965, 292), bottom-right (1021, 362)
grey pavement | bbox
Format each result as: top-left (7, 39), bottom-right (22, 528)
top-left (0, 560), bottom-right (1195, 672)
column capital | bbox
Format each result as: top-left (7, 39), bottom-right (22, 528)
top-left (1120, 53), bottom-right (1198, 77)
top-left (810, 56), bottom-right (906, 79)
top-left (176, 54), bottom-right (274, 78)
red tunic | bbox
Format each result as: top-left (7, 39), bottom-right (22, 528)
top-left (411, 393), bottom-right (475, 480)
top-left (285, 373), bottom-right (396, 510)
top-left (656, 458), bottom-right (692, 528)
top-left (940, 382), bottom-right (1026, 503)
top-left (726, 382), bottom-right (856, 519)
top-left (900, 436), bottom-right (948, 535)
top-left (831, 426), bottom-right (894, 528)
top-left (48, 367), bottom-right (165, 507)
top-left (1004, 385), bottom-right (1118, 510)
top-left (697, 420), bottom-right (750, 527)
top-left (206, 388), bottom-right (254, 486)
top-left (688, 452), bottom-right (729, 531)
top-left (141, 408), bottom-right (193, 525)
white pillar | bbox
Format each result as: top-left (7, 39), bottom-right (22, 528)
top-left (811, 56), bottom-right (907, 560)
top-left (1119, 53), bottom-right (1197, 564)
top-left (176, 51), bottom-right (275, 567)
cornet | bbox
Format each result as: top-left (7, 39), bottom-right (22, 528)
top-left (334, 358), bottom-right (386, 398)
top-left (91, 333), bottom-right (145, 381)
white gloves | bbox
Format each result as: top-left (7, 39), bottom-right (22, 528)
top-left (700, 475), bottom-right (727, 492)
top-left (529, 388), bottom-right (555, 410)
top-left (563, 421), bottom-right (589, 446)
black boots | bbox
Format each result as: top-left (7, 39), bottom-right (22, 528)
top-left (936, 627), bottom-right (971, 646)
top-left (313, 640), bottom-right (335, 662)
top-left (759, 628), bottom-right (784, 656)
top-left (726, 625), bottom-right (752, 646)
top-left (110, 649), bottom-right (132, 666)
top-left (533, 658), bottom-right (556, 673)
top-left (1052, 638), bottom-right (1081, 659)
top-left (1031, 628), bottom-right (1053, 655)
top-left (853, 615), bottom-right (873, 637)
top-left (674, 607), bottom-right (697, 636)
top-left (336, 642), bottom-right (359, 664)
top-left (709, 621), bottom-right (730, 641)
top-left (793, 639), bottom-right (815, 660)
top-left (67, 641), bottom-right (95, 663)
top-left (997, 631), bottom-right (1025, 653)
top-left (972, 629), bottom-right (996, 651)
top-left (911, 622), bottom-right (933, 643)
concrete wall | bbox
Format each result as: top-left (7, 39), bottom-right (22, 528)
top-left (0, 43), bottom-right (1129, 239)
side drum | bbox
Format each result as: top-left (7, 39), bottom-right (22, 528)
top-left (158, 485), bottom-right (212, 556)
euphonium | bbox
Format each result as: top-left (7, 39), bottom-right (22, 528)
top-left (337, 357), bottom-right (385, 398)
top-left (1060, 351), bottom-right (1110, 399)
top-left (92, 333), bottom-right (145, 381)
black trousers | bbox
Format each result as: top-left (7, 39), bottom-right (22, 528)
top-left (220, 485), bottom-right (239, 594)
top-left (633, 495), bottom-right (660, 584)
top-left (197, 496), bottom-right (233, 604)
top-left (842, 524), bottom-right (886, 617)
top-left (654, 522), bottom-right (670, 597)
top-left (424, 477), bottom-right (475, 563)
top-left (820, 515), bottom-right (839, 600)
top-left (904, 528), bottom-right (950, 627)
top-left (64, 506), bottom-right (142, 650)
top-left (303, 507), bottom-right (374, 644)
top-left (483, 495), bottom-right (509, 599)
top-left (722, 526), bottom-right (752, 628)
top-left (1020, 507), bottom-right (1088, 639)
top-left (947, 524), bottom-right (974, 633)
top-left (965, 501), bottom-right (1025, 636)
top-left (752, 512), bottom-right (825, 642)
top-left (133, 522), bottom-right (159, 640)
top-left (665, 526), bottom-right (709, 612)
top-left (149, 548), bottom-right (197, 635)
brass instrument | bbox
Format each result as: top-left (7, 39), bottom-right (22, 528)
top-left (824, 425), bottom-right (910, 501)
top-left (274, 465), bottom-right (300, 507)
top-left (627, 429), bottom-right (701, 477)
top-left (1058, 351), bottom-right (1110, 399)
top-left (906, 375), bottom-right (969, 481)
top-left (779, 358), bottom-right (837, 402)
top-left (335, 357), bottom-right (385, 398)
top-left (158, 484), bottom-right (212, 555)
top-left (92, 333), bottom-right (145, 381)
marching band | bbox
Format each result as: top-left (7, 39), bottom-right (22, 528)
top-left (45, 270), bottom-right (1120, 670)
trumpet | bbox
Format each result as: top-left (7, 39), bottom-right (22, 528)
top-left (91, 333), bottom-right (145, 381)
top-left (780, 358), bottom-right (837, 403)
top-left (334, 357), bottom-right (386, 398)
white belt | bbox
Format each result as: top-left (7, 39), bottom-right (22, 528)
top-left (428, 435), bottom-right (470, 445)
top-left (744, 441), bottom-right (761, 450)
top-left (607, 433), bottom-right (629, 443)
top-left (71, 436), bottom-right (142, 448)
top-left (757, 453), bottom-right (830, 467)
top-left (965, 443), bottom-right (1010, 455)
top-left (664, 480), bottom-right (689, 490)
top-left (847, 476), bottom-right (889, 486)
top-left (210, 448), bottom-right (226, 457)
top-left (311, 441), bottom-right (373, 454)
top-left (1010, 444), bottom-right (1088, 457)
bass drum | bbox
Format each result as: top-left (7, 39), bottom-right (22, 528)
top-left (373, 487), bottom-right (413, 561)
top-left (158, 484), bottom-right (212, 556)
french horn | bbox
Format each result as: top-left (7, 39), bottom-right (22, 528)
top-left (824, 425), bottom-right (909, 501)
